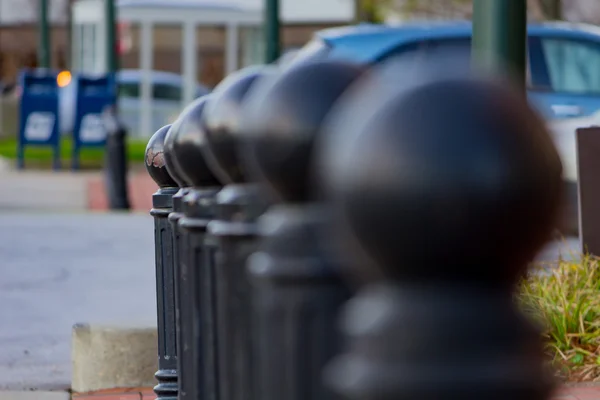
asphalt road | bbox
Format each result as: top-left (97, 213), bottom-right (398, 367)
top-left (0, 213), bottom-right (155, 390)
top-left (0, 212), bottom-right (582, 391)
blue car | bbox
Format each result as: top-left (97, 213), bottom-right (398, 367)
top-left (290, 21), bottom-right (600, 235)
top-left (292, 21), bottom-right (600, 120)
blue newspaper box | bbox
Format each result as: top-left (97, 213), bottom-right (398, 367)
top-left (17, 69), bottom-right (61, 170)
top-left (72, 74), bottom-right (117, 170)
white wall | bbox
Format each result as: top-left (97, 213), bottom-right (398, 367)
top-left (238, 0), bottom-right (355, 23)
top-left (0, 0), bottom-right (69, 24)
top-left (0, 0), bottom-right (355, 26)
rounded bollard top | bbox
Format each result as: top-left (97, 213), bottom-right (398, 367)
top-left (241, 60), bottom-right (364, 203)
top-left (319, 76), bottom-right (563, 284)
top-left (163, 123), bottom-right (189, 188)
top-left (171, 96), bottom-right (222, 188)
top-left (145, 124), bottom-right (178, 188)
top-left (202, 65), bottom-right (278, 185)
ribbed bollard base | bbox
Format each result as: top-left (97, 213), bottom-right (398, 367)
top-left (154, 368), bottom-right (178, 400)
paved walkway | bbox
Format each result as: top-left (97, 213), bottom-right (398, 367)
top-left (86, 172), bottom-right (156, 211)
top-left (0, 213), bottom-right (155, 390)
top-left (0, 169), bottom-right (157, 212)
top-left (64, 384), bottom-right (600, 400)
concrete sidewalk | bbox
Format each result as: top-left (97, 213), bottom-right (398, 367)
top-left (0, 171), bottom-right (91, 211)
top-left (0, 169), bottom-right (157, 212)
top-left (0, 213), bottom-right (155, 391)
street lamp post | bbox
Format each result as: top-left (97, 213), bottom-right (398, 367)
top-left (106, 0), bottom-right (118, 74)
top-left (38, 0), bottom-right (51, 69)
top-left (472, 0), bottom-right (527, 89)
top-left (264, 0), bottom-right (280, 63)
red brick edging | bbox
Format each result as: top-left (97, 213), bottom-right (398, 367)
top-left (72, 387), bottom-right (154, 399)
top-left (87, 173), bottom-right (157, 212)
top-left (69, 385), bottom-right (600, 400)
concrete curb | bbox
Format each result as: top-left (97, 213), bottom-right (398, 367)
top-left (71, 323), bottom-right (157, 394)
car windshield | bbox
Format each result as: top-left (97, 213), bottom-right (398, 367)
top-left (117, 81), bottom-right (184, 101)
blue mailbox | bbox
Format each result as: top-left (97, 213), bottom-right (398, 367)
top-left (17, 69), bottom-right (61, 170)
top-left (72, 74), bottom-right (117, 170)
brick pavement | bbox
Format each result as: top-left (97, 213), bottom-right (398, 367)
top-left (71, 387), bottom-right (154, 400)
top-left (86, 172), bottom-right (157, 212)
top-left (68, 386), bottom-right (600, 400)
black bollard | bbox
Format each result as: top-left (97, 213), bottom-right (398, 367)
top-left (146, 126), bottom-right (179, 400)
top-left (201, 66), bottom-right (277, 400)
top-left (318, 76), bottom-right (563, 399)
top-left (240, 60), bottom-right (364, 400)
top-left (161, 121), bottom-right (192, 400)
top-left (167, 96), bottom-right (223, 400)
top-left (103, 104), bottom-right (130, 210)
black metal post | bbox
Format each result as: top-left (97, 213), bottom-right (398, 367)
top-left (319, 75), bottom-right (562, 399)
top-left (239, 60), bottom-right (364, 399)
top-left (472, 0), bottom-right (527, 89)
top-left (165, 96), bottom-right (222, 400)
top-left (201, 67), bottom-right (277, 400)
top-left (161, 122), bottom-right (191, 399)
top-left (146, 126), bottom-right (179, 400)
top-left (103, 105), bottom-right (130, 210)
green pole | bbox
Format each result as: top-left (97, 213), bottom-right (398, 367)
top-left (265, 0), bottom-right (281, 63)
top-left (106, 0), bottom-right (118, 73)
top-left (544, 0), bottom-right (562, 20)
top-left (66, 0), bottom-right (74, 70)
top-left (472, 0), bottom-right (527, 89)
top-left (38, 0), bottom-right (51, 69)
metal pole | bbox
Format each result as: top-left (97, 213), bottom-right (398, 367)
top-left (102, 104), bottom-right (130, 209)
top-left (38, 0), bottom-right (51, 69)
top-left (66, 0), bottom-right (75, 69)
top-left (545, 0), bottom-right (562, 20)
top-left (264, 0), bottom-right (280, 63)
top-left (105, 0), bottom-right (118, 73)
top-left (472, 0), bottom-right (527, 88)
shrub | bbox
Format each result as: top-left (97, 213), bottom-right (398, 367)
top-left (519, 253), bottom-right (600, 381)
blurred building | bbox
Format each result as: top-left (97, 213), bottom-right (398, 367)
top-left (0, 0), bottom-right (355, 86)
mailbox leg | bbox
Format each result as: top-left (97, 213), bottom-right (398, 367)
top-left (72, 142), bottom-right (79, 171)
top-left (16, 141), bottom-right (24, 170)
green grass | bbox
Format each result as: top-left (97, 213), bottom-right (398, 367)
top-left (0, 137), bottom-right (148, 170)
top-left (519, 253), bottom-right (600, 382)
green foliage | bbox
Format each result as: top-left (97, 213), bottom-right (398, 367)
top-left (356, 0), bottom-right (391, 23)
top-left (519, 253), bottom-right (600, 381)
top-left (0, 137), bottom-right (148, 170)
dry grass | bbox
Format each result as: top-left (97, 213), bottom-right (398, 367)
top-left (519, 253), bottom-right (600, 382)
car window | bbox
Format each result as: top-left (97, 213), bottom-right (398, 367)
top-left (153, 83), bottom-right (182, 101)
top-left (118, 82), bottom-right (139, 98)
top-left (538, 37), bottom-right (600, 95)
